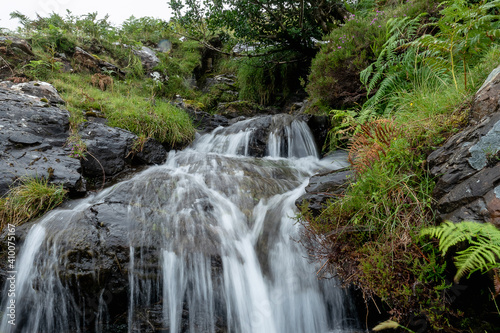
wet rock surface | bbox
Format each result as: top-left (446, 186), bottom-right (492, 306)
top-left (217, 100), bottom-right (280, 119)
top-left (1, 80), bottom-right (66, 105)
top-left (428, 64), bottom-right (500, 225)
top-left (0, 84), bottom-right (169, 196)
top-left (78, 121), bottom-right (168, 180)
top-left (0, 87), bottom-right (84, 196)
top-left (296, 168), bottom-right (354, 216)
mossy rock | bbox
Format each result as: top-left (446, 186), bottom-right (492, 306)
top-left (0, 37), bottom-right (35, 79)
top-left (216, 100), bottom-right (279, 119)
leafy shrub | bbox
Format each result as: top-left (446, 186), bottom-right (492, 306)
top-left (306, 13), bottom-right (387, 110)
top-left (153, 39), bottom-right (202, 99)
top-left (120, 16), bottom-right (172, 46)
top-left (238, 50), bottom-right (304, 105)
top-left (31, 24), bottom-right (76, 53)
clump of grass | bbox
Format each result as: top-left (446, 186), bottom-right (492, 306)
top-left (50, 72), bottom-right (196, 147)
top-left (299, 128), bottom-right (446, 327)
top-left (0, 176), bottom-right (67, 228)
top-left (106, 98), bottom-right (195, 147)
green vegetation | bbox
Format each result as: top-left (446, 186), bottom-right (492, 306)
top-left (422, 221), bottom-right (500, 283)
top-left (49, 72), bottom-right (195, 146)
top-left (7, 11), bottom-right (197, 147)
top-left (298, 0), bottom-right (500, 331)
top-left (3, 0), bottom-right (500, 330)
top-left (0, 176), bottom-right (67, 228)
top-left (169, 0), bottom-right (347, 58)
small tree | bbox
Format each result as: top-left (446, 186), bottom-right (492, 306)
top-left (168, 0), bottom-right (348, 60)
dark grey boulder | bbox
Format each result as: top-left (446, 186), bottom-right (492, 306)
top-left (296, 168), bottom-right (354, 216)
top-left (78, 121), bottom-right (168, 179)
top-left (0, 87), bottom-right (84, 196)
top-left (428, 64), bottom-right (500, 224)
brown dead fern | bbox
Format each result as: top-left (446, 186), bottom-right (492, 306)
top-left (348, 119), bottom-right (401, 174)
top-left (91, 73), bottom-right (113, 92)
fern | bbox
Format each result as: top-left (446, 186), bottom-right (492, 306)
top-left (421, 221), bottom-right (500, 282)
top-left (412, 0), bottom-right (500, 90)
top-left (360, 14), bottom-right (426, 114)
top-left (348, 119), bottom-right (401, 174)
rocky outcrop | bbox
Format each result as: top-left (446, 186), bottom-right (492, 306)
top-left (73, 47), bottom-right (125, 78)
top-left (173, 96), bottom-right (230, 133)
top-left (0, 80), bottom-right (66, 105)
top-left (304, 114), bottom-right (330, 155)
top-left (296, 165), bottom-right (353, 216)
top-left (132, 46), bottom-right (160, 72)
top-left (0, 83), bottom-right (169, 196)
top-left (0, 37), bottom-right (34, 80)
top-left (428, 64), bottom-right (500, 225)
top-left (0, 87), bottom-right (84, 196)
top-left (217, 100), bottom-right (280, 119)
top-left (78, 121), bottom-right (168, 179)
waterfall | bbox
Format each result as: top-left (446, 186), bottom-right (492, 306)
top-left (1, 114), bottom-right (357, 332)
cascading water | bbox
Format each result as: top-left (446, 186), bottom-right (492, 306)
top-left (1, 114), bottom-right (358, 332)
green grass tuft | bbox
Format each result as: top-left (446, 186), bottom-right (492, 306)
top-left (0, 176), bottom-right (67, 228)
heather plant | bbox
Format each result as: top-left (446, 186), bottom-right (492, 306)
top-left (306, 13), bottom-right (387, 110)
top-left (66, 134), bottom-right (87, 160)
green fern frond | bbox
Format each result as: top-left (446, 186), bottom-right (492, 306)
top-left (360, 14), bottom-right (426, 114)
top-left (421, 221), bottom-right (500, 282)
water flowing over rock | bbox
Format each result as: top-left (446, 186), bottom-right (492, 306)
top-left (78, 121), bottom-right (167, 179)
top-left (428, 64), bottom-right (500, 224)
top-left (1, 114), bottom-right (358, 332)
top-left (195, 114), bottom-right (321, 158)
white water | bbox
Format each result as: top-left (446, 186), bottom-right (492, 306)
top-left (1, 115), bottom-right (356, 332)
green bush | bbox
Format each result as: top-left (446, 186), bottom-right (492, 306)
top-left (238, 50), bottom-right (303, 105)
top-left (306, 13), bottom-right (387, 110)
top-left (153, 39), bottom-right (202, 99)
top-left (120, 16), bottom-right (173, 46)
top-left (306, 0), bottom-right (440, 112)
